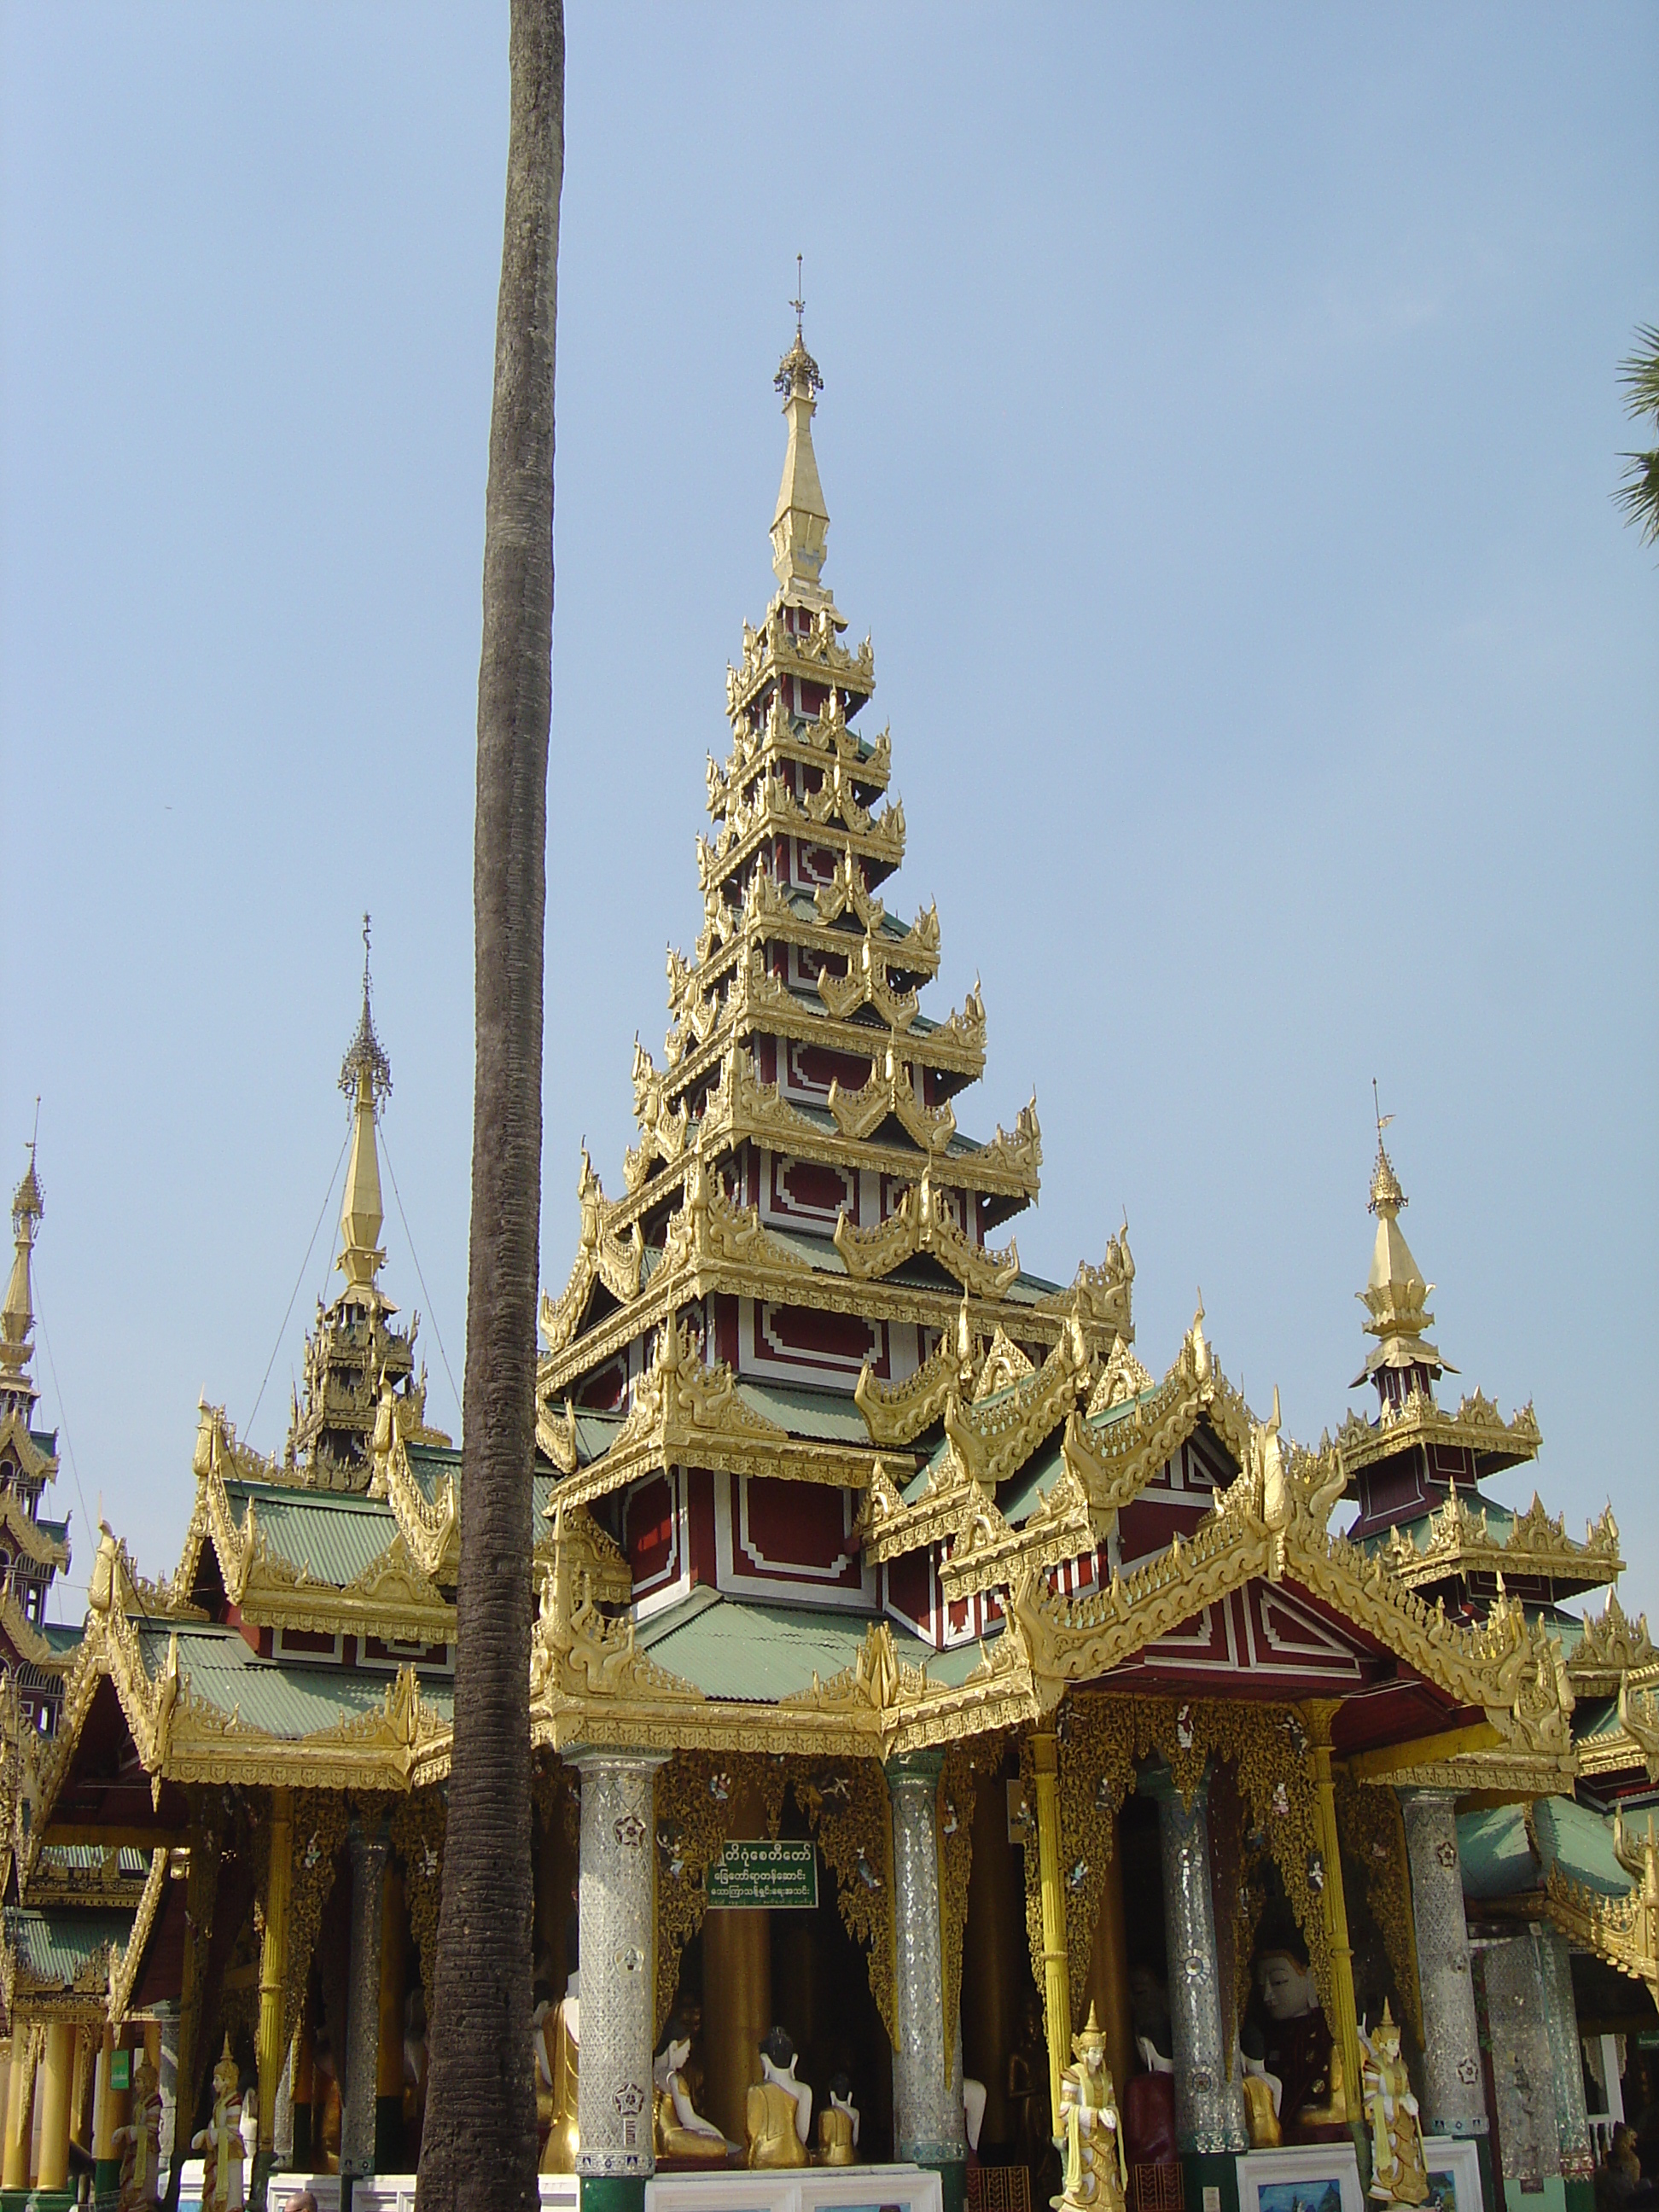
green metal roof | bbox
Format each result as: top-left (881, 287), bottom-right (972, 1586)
top-left (637, 1592), bottom-right (933, 1703)
top-left (42, 1622), bottom-right (82, 1656)
top-left (4, 1906), bottom-right (133, 1988)
top-left (36, 1845), bottom-right (150, 1877)
top-left (227, 1482), bottom-right (396, 1588)
top-left (735, 1380), bottom-right (873, 1446)
top-left (135, 1622), bottom-right (453, 1738)
top-left (1458, 1796), bottom-right (1630, 1901)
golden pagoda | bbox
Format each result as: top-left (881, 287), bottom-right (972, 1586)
top-left (2, 324), bottom-right (1653, 2212)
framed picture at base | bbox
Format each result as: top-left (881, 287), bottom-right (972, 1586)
top-left (1235, 2142), bottom-right (1365, 2212)
top-left (1418, 2135), bottom-right (1483, 2212)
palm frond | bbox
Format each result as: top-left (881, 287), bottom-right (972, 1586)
top-left (1618, 324), bottom-right (1659, 425)
top-left (1615, 447), bottom-right (1659, 548)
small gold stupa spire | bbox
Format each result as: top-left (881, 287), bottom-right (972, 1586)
top-left (1353, 1091), bottom-right (1452, 1398)
top-left (771, 259), bottom-right (831, 608)
top-left (0, 1141), bottom-right (44, 1399)
top-left (337, 915), bottom-right (392, 1295)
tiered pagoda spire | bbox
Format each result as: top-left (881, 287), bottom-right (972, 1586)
top-left (285, 928), bottom-right (423, 1487)
top-left (0, 1148), bottom-right (44, 1423)
top-left (1353, 1133), bottom-right (1451, 1412)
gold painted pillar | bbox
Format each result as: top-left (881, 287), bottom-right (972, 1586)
top-left (1084, 1822), bottom-right (1134, 2098)
top-left (1032, 1730), bottom-right (1073, 2131)
top-left (36, 2022), bottom-right (73, 2193)
top-left (258, 1786), bottom-right (294, 2157)
top-left (1307, 1705), bottom-right (1364, 2126)
top-left (376, 1861), bottom-right (407, 2164)
top-left (3, 2025), bottom-right (34, 2191)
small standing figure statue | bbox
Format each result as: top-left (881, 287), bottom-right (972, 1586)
top-left (1360, 2002), bottom-right (1429, 2206)
top-left (192, 2037), bottom-right (246, 2212)
top-left (112, 2048), bottom-right (163, 2212)
top-left (1051, 2005), bottom-right (1128, 2212)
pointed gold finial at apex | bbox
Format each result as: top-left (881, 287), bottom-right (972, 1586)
top-left (1, 1138), bottom-right (44, 1388)
top-left (771, 275), bottom-right (831, 608)
top-left (337, 917), bottom-right (391, 1293)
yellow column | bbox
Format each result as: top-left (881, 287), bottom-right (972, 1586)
top-left (36, 2021), bottom-right (73, 2193)
top-left (258, 1786), bottom-right (294, 2154)
top-left (1307, 1705), bottom-right (1364, 2125)
top-left (1032, 1730), bottom-right (1073, 2131)
top-left (3, 2024), bottom-right (34, 2191)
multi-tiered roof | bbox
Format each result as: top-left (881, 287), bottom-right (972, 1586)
top-left (0, 1151), bottom-right (76, 1734)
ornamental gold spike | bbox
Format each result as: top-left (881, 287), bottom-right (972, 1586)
top-left (0, 1139), bottom-right (44, 1397)
top-left (338, 916), bottom-right (391, 1294)
top-left (771, 306), bottom-right (831, 608)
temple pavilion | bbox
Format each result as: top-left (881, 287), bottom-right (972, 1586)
top-left (0, 324), bottom-right (1655, 2212)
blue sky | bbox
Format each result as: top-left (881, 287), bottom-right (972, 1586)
top-left (2, 6), bottom-right (1655, 1619)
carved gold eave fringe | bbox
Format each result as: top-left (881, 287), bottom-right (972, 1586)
top-left (1334, 1389), bottom-right (1541, 1480)
top-left (1569, 1592), bottom-right (1659, 1696)
top-left (1545, 1835), bottom-right (1659, 2010)
top-left (0, 1406), bottom-right (57, 1486)
top-left (1381, 1481), bottom-right (1620, 1594)
top-left (0, 1580), bottom-right (63, 1672)
top-left (542, 1310), bottom-right (905, 1516)
top-left (834, 1166), bottom-right (1018, 1298)
top-left (1009, 1429), bottom-right (1572, 1741)
top-left (725, 602), bottom-right (875, 724)
top-left (0, 1487), bottom-right (67, 1572)
top-left (104, 1845), bottom-right (170, 2023)
top-left (374, 1423), bottom-right (459, 1588)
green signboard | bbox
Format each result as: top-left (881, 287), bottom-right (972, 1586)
top-left (110, 2050), bottom-right (130, 2093)
top-left (707, 1837), bottom-right (818, 1911)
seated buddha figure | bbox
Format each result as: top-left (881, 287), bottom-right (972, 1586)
top-left (1249, 1925), bottom-right (1348, 2146)
top-left (746, 2027), bottom-right (811, 2168)
top-left (655, 2023), bottom-right (726, 2163)
top-left (819, 2072), bottom-right (859, 2166)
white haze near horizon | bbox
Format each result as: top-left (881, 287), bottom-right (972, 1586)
top-left (2, 6), bottom-right (1655, 1621)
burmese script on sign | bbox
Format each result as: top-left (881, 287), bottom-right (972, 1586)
top-left (707, 1837), bottom-right (819, 1910)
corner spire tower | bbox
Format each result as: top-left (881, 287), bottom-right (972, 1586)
top-left (0, 1145), bottom-right (44, 1419)
top-left (338, 914), bottom-right (393, 1294)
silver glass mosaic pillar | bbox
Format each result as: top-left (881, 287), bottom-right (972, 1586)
top-left (1399, 1790), bottom-right (1488, 2139)
top-left (573, 1749), bottom-right (667, 2188)
top-left (1144, 1765), bottom-right (1249, 2154)
top-left (1480, 1930), bottom-right (1562, 2194)
top-left (1536, 1922), bottom-right (1594, 2189)
top-left (887, 1751), bottom-right (968, 2169)
top-left (342, 1823), bottom-right (389, 2181)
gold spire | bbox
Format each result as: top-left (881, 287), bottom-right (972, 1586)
top-left (0, 1144), bottom-right (44, 1394)
top-left (771, 275), bottom-right (831, 608)
top-left (337, 916), bottom-right (392, 1295)
top-left (1353, 1126), bottom-right (1453, 1394)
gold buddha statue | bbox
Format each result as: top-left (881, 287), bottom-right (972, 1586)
top-left (655, 2024), bottom-right (726, 2163)
top-left (746, 2027), bottom-right (811, 2169)
top-left (818, 2073), bottom-right (859, 2166)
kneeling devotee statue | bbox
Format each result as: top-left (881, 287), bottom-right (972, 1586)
top-left (112, 2049), bottom-right (163, 2212)
top-left (819, 2074), bottom-right (860, 2166)
top-left (1361, 2003), bottom-right (1428, 2205)
top-left (746, 2028), bottom-right (812, 2168)
top-left (1247, 1924), bottom-right (1348, 2146)
top-left (1051, 2005), bottom-right (1128, 2212)
top-left (655, 2023), bottom-right (726, 2162)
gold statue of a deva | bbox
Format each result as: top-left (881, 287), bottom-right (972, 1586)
top-left (1361, 2003), bottom-right (1428, 2206)
top-left (653, 2022), bottom-right (725, 2162)
top-left (746, 2028), bottom-right (812, 2168)
top-left (191, 2038), bottom-right (246, 2212)
top-left (111, 2048), bottom-right (163, 2212)
top-left (1051, 2005), bottom-right (1128, 2212)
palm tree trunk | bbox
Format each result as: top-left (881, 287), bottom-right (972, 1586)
top-left (416, 5), bottom-right (563, 2209)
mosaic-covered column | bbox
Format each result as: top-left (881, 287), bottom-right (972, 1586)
top-left (1480, 1930), bottom-right (1562, 2197)
top-left (341, 1822), bottom-right (389, 2184)
top-left (573, 1749), bottom-right (667, 2212)
top-left (1398, 1790), bottom-right (1488, 2139)
top-left (1535, 1923), bottom-right (1594, 2208)
top-left (887, 1752), bottom-right (968, 2195)
top-left (1143, 1765), bottom-right (1249, 2155)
